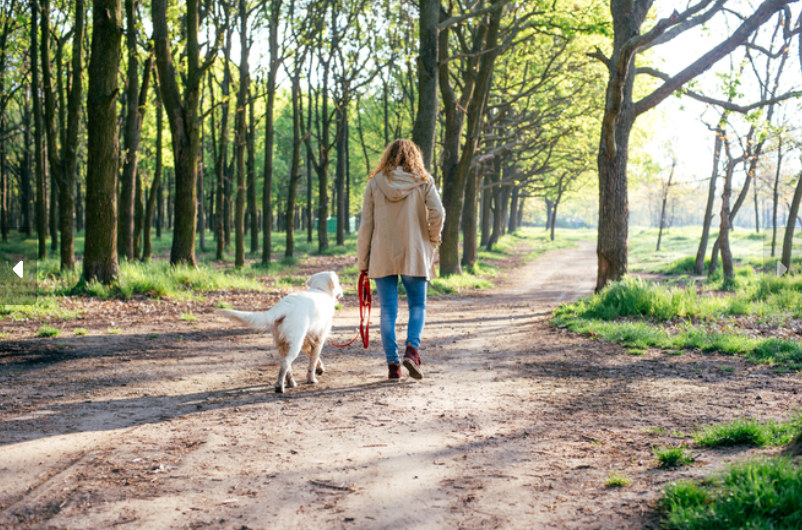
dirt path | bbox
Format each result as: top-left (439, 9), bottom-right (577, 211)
top-left (2, 241), bottom-right (800, 530)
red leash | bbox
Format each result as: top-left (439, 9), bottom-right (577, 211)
top-left (327, 271), bottom-right (371, 348)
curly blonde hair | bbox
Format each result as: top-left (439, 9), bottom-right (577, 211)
top-left (368, 139), bottom-right (429, 181)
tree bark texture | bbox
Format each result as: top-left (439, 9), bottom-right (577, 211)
top-left (782, 170), bottom-right (802, 270)
top-left (152, 0), bottom-right (205, 266)
top-left (410, 0), bottom-right (438, 171)
top-left (262, 0), bottom-right (281, 264)
top-left (234, 0), bottom-right (248, 268)
top-left (119, 0), bottom-right (152, 261)
top-left (31, 0), bottom-right (47, 259)
top-left (286, 66), bottom-right (302, 259)
top-left (41, 0), bottom-right (59, 254)
top-left (58, 0), bottom-right (83, 270)
top-left (247, 95), bottom-right (257, 254)
top-left (694, 120), bottom-right (724, 274)
top-left (143, 88), bottom-right (162, 261)
top-left (83, 0), bottom-right (122, 284)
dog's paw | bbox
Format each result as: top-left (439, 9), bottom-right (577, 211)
top-left (315, 366), bottom-right (325, 376)
top-left (287, 379), bottom-right (298, 389)
top-left (306, 377), bottom-right (318, 385)
top-left (274, 386), bottom-right (284, 394)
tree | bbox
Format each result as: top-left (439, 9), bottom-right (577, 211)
top-left (234, 0), bottom-right (250, 268)
top-left (119, 0), bottom-right (153, 261)
top-left (591, 0), bottom-right (800, 291)
top-left (261, 0), bottom-right (282, 265)
top-left (83, 0), bottom-right (123, 284)
top-left (152, 0), bottom-right (217, 266)
top-left (60, 0), bottom-right (84, 270)
top-left (410, 0), bottom-right (439, 170)
top-left (30, 0), bottom-right (46, 259)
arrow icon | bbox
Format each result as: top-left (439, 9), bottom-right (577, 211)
top-left (13, 261), bottom-right (23, 279)
top-left (777, 261), bottom-right (788, 278)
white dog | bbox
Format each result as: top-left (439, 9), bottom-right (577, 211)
top-left (217, 271), bottom-right (344, 394)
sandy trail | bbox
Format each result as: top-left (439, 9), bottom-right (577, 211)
top-left (2, 241), bottom-right (800, 530)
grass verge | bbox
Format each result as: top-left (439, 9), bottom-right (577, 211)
top-left (694, 413), bottom-right (802, 448)
top-left (659, 457), bottom-right (802, 530)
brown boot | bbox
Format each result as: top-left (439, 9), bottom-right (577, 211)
top-left (402, 344), bottom-right (423, 380)
top-left (388, 362), bottom-right (402, 380)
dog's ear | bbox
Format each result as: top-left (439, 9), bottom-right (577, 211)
top-left (327, 276), bottom-right (336, 294)
top-left (306, 276), bottom-right (313, 287)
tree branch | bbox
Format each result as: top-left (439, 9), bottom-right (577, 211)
top-left (634, 0), bottom-right (796, 117)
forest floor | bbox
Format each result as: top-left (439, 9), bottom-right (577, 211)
top-left (1, 241), bottom-right (800, 530)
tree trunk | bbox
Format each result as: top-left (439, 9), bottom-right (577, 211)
top-left (487, 161), bottom-right (504, 251)
top-left (31, 0), bottom-right (47, 259)
top-left (262, 0), bottom-right (280, 264)
top-left (134, 169), bottom-right (143, 257)
top-left (335, 101), bottom-right (347, 246)
top-left (233, 0), bottom-right (249, 268)
top-left (480, 173), bottom-right (492, 246)
top-left (41, 0), bottom-right (61, 256)
top-left (142, 87), bottom-right (162, 261)
top-left (247, 94), bottom-right (257, 254)
top-left (57, 0), bottom-right (83, 269)
top-left (656, 161), bottom-right (675, 251)
top-left (438, 5), bottom-right (501, 275)
top-left (695, 123), bottom-right (723, 273)
top-left (781, 170), bottom-right (802, 270)
top-left (410, 0), bottom-right (438, 170)
top-left (152, 0), bottom-right (204, 267)
top-left (719, 157), bottom-right (734, 280)
top-left (196, 156), bottom-right (205, 252)
top-left (214, 24), bottom-right (232, 260)
top-left (508, 185), bottom-right (519, 234)
top-left (771, 137), bottom-right (783, 256)
top-left (461, 166), bottom-right (478, 269)
top-left (285, 66), bottom-right (302, 258)
top-left (83, 0), bottom-right (123, 284)
top-left (119, 1), bottom-right (152, 261)
top-left (544, 198), bottom-right (553, 230)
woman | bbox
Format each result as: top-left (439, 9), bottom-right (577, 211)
top-left (357, 139), bottom-right (445, 380)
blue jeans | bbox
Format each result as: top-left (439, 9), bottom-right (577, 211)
top-left (373, 275), bottom-right (428, 364)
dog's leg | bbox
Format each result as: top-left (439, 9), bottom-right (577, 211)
top-left (306, 335), bottom-right (325, 384)
top-left (285, 367), bottom-right (298, 388)
top-left (315, 358), bottom-right (325, 376)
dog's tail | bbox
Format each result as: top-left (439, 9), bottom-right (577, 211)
top-left (215, 308), bottom-right (277, 332)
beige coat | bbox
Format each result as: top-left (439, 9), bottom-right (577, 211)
top-left (357, 167), bottom-right (445, 280)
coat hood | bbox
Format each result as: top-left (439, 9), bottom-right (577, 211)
top-left (374, 167), bottom-right (428, 202)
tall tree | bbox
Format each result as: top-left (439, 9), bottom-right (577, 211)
top-left (260, 0), bottom-right (280, 264)
top-left (31, 0), bottom-right (46, 259)
top-left (591, 0), bottom-right (799, 291)
top-left (142, 76), bottom-right (162, 261)
top-left (152, 0), bottom-right (217, 266)
top-left (83, 0), bottom-right (123, 283)
top-left (410, 0), bottom-right (438, 170)
top-left (234, 0), bottom-right (249, 268)
top-left (119, 0), bottom-right (153, 260)
top-left (58, 0), bottom-right (84, 270)
top-left (40, 0), bottom-right (59, 254)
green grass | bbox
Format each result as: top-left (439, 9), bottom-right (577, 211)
top-left (553, 274), bottom-right (802, 368)
top-left (694, 414), bottom-right (802, 448)
top-left (180, 311), bottom-right (198, 322)
top-left (627, 226), bottom-right (765, 273)
top-left (605, 471), bottom-right (632, 488)
top-left (215, 300), bottom-right (233, 309)
top-left (36, 325), bottom-right (60, 338)
top-left (107, 328), bottom-right (121, 335)
top-left (659, 457), bottom-right (802, 530)
top-left (73, 328), bottom-right (88, 335)
top-left (654, 446), bottom-right (694, 468)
